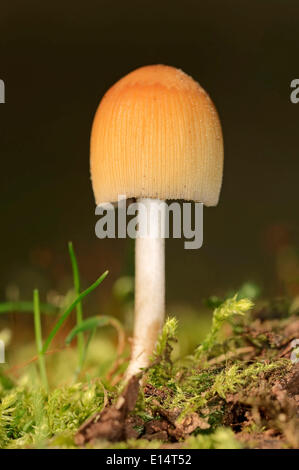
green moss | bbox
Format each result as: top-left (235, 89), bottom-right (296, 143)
top-left (143, 297), bottom-right (292, 438)
top-left (195, 296), bottom-right (254, 361)
top-left (184, 427), bottom-right (242, 449)
top-left (147, 317), bottom-right (178, 387)
top-left (47, 381), bottom-right (105, 434)
top-left (210, 360), bottom-right (290, 399)
top-left (0, 381), bottom-right (105, 448)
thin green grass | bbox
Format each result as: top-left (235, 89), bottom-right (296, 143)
top-left (0, 243), bottom-right (109, 388)
top-left (68, 242), bottom-right (85, 372)
top-left (33, 289), bottom-right (48, 391)
top-left (0, 302), bottom-right (57, 315)
top-left (42, 270), bottom-right (109, 355)
top-left (65, 315), bottom-right (125, 372)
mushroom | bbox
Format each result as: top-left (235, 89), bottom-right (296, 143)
top-left (90, 65), bottom-right (223, 379)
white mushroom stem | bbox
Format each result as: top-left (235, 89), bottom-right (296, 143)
top-left (126, 198), bottom-right (165, 379)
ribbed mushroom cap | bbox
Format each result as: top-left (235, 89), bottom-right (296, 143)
top-left (90, 65), bottom-right (223, 206)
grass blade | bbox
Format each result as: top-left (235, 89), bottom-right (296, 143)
top-left (0, 301), bottom-right (57, 314)
top-left (68, 241), bottom-right (84, 371)
top-left (33, 289), bottom-right (48, 391)
top-left (65, 316), bottom-right (110, 344)
top-left (42, 270), bottom-right (109, 354)
top-left (66, 315), bottom-right (126, 380)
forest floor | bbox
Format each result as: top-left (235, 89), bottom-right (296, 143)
top-left (1, 294), bottom-right (299, 449)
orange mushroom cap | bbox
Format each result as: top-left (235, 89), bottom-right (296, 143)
top-left (90, 64), bottom-right (223, 206)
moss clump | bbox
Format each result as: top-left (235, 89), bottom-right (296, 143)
top-left (147, 317), bottom-right (178, 388)
top-left (195, 296), bottom-right (254, 361)
top-left (210, 360), bottom-right (290, 399)
top-left (0, 381), bottom-right (105, 448)
top-left (140, 299), bottom-right (295, 446)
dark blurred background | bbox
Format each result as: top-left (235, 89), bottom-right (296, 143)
top-left (0, 0), bottom-right (299, 316)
